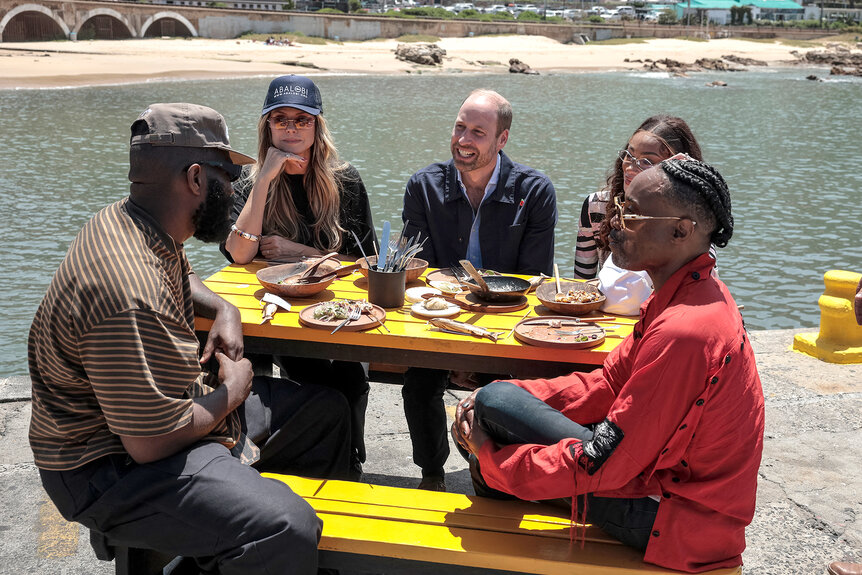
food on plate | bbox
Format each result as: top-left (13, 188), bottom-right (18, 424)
top-left (429, 280), bottom-right (463, 294)
top-left (554, 288), bottom-right (603, 304)
top-left (423, 297), bottom-right (450, 311)
top-left (428, 318), bottom-right (501, 342)
top-left (312, 300), bottom-right (373, 321)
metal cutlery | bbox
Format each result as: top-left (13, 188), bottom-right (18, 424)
top-left (331, 304), bottom-right (361, 335)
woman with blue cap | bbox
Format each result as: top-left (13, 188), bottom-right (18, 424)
top-left (223, 75), bottom-right (376, 479)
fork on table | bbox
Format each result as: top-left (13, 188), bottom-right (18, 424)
top-left (331, 304), bottom-right (361, 335)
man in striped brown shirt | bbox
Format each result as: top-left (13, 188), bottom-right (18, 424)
top-left (28, 103), bottom-right (351, 574)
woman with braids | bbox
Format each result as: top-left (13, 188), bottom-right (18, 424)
top-left (222, 75), bottom-right (376, 479)
top-left (453, 157), bottom-right (764, 573)
top-left (573, 114), bottom-right (703, 280)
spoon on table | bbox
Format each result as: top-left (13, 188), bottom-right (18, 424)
top-left (553, 263), bottom-right (562, 296)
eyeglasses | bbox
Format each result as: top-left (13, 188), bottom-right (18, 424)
top-left (268, 116), bottom-right (315, 131)
top-left (613, 196), bottom-right (695, 230)
top-left (618, 149), bottom-right (656, 171)
top-left (186, 161), bottom-right (243, 182)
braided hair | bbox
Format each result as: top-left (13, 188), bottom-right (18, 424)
top-left (660, 158), bottom-right (734, 248)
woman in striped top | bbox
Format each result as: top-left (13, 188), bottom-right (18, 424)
top-left (573, 115), bottom-right (703, 279)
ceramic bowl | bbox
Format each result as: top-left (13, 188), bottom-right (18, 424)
top-left (357, 256), bottom-right (429, 283)
top-left (536, 281), bottom-right (606, 315)
top-left (256, 260), bottom-right (340, 298)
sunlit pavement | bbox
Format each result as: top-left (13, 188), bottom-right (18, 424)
top-left (1, 329), bottom-right (860, 574)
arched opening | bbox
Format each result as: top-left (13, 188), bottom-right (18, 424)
top-left (78, 15), bottom-right (132, 40)
top-left (2, 11), bottom-right (64, 41)
top-left (142, 17), bottom-right (193, 37)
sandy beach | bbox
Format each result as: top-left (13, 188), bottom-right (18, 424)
top-left (0, 35), bottom-right (824, 89)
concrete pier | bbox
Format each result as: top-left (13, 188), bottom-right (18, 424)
top-left (1, 328), bottom-right (860, 574)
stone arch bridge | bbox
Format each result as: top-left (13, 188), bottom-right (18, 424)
top-left (0, 0), bottom-right (589, 43)
top-left (0, 0), bottom-right (210, 41)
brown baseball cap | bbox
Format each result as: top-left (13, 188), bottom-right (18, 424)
top-left (130, 103), bottom-right (255, 166)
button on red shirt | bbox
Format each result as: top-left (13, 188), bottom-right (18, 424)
top-left (478, 253), bottom-right (765, 573)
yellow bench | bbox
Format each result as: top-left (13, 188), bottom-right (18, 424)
top-left (262, 474), bottom-right (743, 575)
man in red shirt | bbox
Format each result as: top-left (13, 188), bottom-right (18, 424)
top-left (452, 156), bottom-right (764, 573)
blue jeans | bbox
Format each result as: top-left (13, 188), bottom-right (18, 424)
top-left (472, 380), bottom-right (659, 552)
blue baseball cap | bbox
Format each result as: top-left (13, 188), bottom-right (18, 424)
top-left (261, 75), bottom-right (323, 117)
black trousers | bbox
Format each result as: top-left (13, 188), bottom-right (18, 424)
top-left (401, 367), bottom-right (450, 478)
top-left (472, 380), bottom-right (659, 552)
top-left (253, 353), bottom-right (369, 471)
top-left (39, 376), bottom-right (352, 575)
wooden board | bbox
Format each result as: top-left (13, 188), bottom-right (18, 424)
top-left (453, 292), bottom-right (529, 313)
top-left (299, 303), bottom-right (386, 332)
top-left (514, 316), bottom-right (606, 349)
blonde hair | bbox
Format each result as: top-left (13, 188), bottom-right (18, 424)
top-left (254, 112), bottom-right (347, 252)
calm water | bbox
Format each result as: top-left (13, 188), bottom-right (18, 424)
top-left (2, 69), bottom-right (861, 376)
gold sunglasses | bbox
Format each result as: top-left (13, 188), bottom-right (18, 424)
top-left (614, 196), bottom-right (696, 230)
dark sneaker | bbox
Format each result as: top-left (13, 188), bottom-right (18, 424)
top-left (417, 475), bottom-right (447, 492)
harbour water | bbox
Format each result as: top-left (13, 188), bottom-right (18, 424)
top-left (1, 69), bottom-right (860, 376)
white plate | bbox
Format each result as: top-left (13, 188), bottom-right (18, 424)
top-left (405, 286), bottom-right (442, 303)
top-left (429, 280), bottom-right (464, 295)
top-left (411, 301), bottom-right (461, 318)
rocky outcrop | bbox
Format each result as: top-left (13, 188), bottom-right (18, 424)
top-left (395, 43), bottom-right (446, 66)
top-left (642, 55), bottom-right (751, 73)
top-left (696, 57), bottom-right (746, 71)
top-left (508, 58), bottom-right (539, 75)
top-left (722, 54), bottom-right (768, 66)
top-left (830, 65), bottom-right (862, 77)
top-left (804, 48), bottom-right (862, 67)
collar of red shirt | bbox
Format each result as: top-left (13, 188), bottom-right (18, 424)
top-left (639, 252), bottom-right (717, 319)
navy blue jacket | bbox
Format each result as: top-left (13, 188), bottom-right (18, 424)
top-left (402, 152), bottom-right (557, 275)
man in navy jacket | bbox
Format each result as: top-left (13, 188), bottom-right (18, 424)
top-left (400, 89), bottom-right (557, 491)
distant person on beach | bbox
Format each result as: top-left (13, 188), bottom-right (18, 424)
top-left (453, 157), bottom-right (764, 573)
top-left (573, 115), bottom-right (710, 315)
top-left (400, 88), bottom-right (558, 491)
top-left (222, 74), bottom-right (376, 479)
top-left (28, 103), bottom-right (350, 573)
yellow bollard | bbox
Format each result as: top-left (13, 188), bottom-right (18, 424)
top-left (793, 270), bottom-right (862, 364)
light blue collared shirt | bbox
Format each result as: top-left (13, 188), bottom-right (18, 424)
top-left (456, 153), bottom-right (502, 270)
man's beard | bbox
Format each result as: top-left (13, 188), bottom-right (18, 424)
top-left (192, 178), bottom-right (233, 243)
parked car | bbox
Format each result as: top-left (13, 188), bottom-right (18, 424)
top-left (484, 4), bottom-right (510, 13)
top-left (452, 2), bottom-right (476, 12)
top-left (562, 8), bottom-right (584, 19)
top-left (616, 5), bottom-right (635, 16)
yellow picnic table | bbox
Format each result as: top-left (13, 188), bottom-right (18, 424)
top-left (197, 261), bottom-right (636, 377)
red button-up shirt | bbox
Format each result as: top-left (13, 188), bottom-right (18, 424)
top-left (478, 253), bottom-right (765, 573)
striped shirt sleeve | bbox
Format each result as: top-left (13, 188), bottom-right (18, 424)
top-left (574, 191), bottom-right (610, 279)
top-left (79, 309), bottom-right (197, 437)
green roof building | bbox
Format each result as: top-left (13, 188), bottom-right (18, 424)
top-left (673, 0), bottom-right (804, 24)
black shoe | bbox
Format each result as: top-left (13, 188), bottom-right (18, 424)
top-left (417, 475), bottom-right (446, 492)
top-left (348, 449), bottom-right (363, 482)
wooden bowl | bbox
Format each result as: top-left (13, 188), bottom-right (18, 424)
top-left (536, 281), bottom-right (606, 316)
top-left (256, 260), bottom-right (340, 298)
top-left (357, 256), bottom-right (429, 283)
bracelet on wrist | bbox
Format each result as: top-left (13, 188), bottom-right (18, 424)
top-left (231, 225), bottom-right (260, 243)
